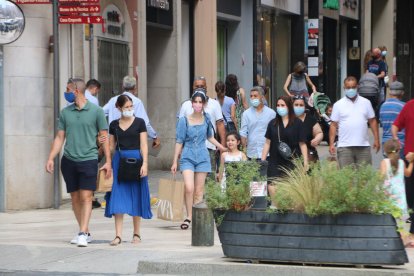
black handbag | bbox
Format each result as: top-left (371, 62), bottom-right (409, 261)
top-left (277, 123), bottom-right (292, 160)
top-left (115, 126), bottom-right (142, 182)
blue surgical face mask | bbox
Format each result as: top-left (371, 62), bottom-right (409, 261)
top-left (294, 106), bottom-right (305, 116)
top-left (276, 107), bottom-right (288, 117)
top-left (381, 50), bottom-right (387, 57)
top-left (250, 98), bottom-right (260, 108)
top-left (64, 91), bottom-right (75, 103)
top-left (345, 88), bottom-right (357, 99)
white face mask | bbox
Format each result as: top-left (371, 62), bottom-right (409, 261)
top-left (122, 110), bottom-right (134, 117)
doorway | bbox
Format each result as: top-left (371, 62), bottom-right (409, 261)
top-left (97, 39), bottom-right (129, 105)
top-left (323, 17), bottom-right (338, 100)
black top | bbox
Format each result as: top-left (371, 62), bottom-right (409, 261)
top-left (109, 117), bottom-right (147, 150)
top-left (265, 117), bottom-right (306, 177)
top-left (302, 113), bottom-right (319, 153)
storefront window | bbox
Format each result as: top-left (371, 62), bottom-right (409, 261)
top-left (255, 11), bottom-right (273, 105)
top-left (255, 9), bottom-right (291, 107)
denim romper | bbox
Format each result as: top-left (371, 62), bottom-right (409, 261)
top-left (176, 115), bottom-right (213, 172)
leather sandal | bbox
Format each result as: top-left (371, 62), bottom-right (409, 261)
top-left (180, 219), bottom-right (191, 230)
top-left (110, 236), bottom-right (122, 246)
top-left (132, 233), bottom-right (141, 244)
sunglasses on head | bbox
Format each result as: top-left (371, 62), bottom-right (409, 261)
top-left (293, 95), bottom-right (305, 100)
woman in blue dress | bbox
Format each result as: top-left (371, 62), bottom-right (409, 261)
top-left (171, 89), bottom-right (226, 229)
top-left (105, 94), bottom-right (152, 245)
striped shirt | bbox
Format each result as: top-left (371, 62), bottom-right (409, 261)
top-left (379, 98), bottom-right (405, 147)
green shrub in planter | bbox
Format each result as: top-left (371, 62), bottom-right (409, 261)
top-left (206, 161), bottom-right (265, 212)
top-left (273, 159), bottom-right (402, 218)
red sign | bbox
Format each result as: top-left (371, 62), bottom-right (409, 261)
top-left (59, 5), bottom-right (100, 14)
top-left (14, 0), bottom-right (50, 3)
top-left (59, 15), bottom-right (103, 24)
top-left (59, 0), bottom-right (99, 3)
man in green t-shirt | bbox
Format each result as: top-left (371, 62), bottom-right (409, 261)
top-left (46, 78), bottom-right (112, 247)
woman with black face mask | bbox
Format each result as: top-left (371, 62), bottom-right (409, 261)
top-left (283, 61), bottom-right (317, 100)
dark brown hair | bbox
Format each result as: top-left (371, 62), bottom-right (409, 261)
top-left (275, 95), bottom-right (296, 127)
top-left (215, 81), bottom-right (225, 95)
top-left (225, 74), bottom-right (239, 100)
top-left (115, 94), bottom-right (133, 108)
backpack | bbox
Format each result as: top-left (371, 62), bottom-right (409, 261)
top-left (358, 72), bottom-right (379, 96)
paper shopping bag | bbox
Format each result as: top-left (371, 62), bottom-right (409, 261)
top-left (96, 169), bottom-right (113, 193)
top-left (157, 178), bottom-right (185, 221)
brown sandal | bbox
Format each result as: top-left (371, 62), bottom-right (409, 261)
top-left (110, 236), bottom-right (122, 246)
top-left (132, 234), bottom-right (141, 244)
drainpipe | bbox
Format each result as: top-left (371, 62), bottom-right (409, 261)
top-left (0, 46), bottom-right (4, 212)
top-left (53, 0), bottom-right (61, 209)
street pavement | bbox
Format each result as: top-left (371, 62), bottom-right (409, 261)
top-left (1, 138), bottom-right (413, 275)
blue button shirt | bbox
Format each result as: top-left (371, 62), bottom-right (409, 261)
top-left (380, 98), bottom-right (405, 152)
top-left (239, 106), bottom-right (276, 159)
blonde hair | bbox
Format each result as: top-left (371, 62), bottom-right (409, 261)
top-left (383, 139), bottom-right (401, 173)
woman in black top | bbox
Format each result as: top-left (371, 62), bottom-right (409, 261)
top-left (292, 95), bottom-right (323, 162)
top-left (105, 95), bottom-right (152, 246)
top-left (262, 96), bottom-right (308, 199)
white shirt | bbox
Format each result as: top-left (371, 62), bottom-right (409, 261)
top-left (85, 90), bottom-right (99, 106)
top-left (331, 95), bottom-right (375, 147)
top-left (178, 98), bottom-right (224, 150)
top-left (102, 91), bottom-right (157, 138)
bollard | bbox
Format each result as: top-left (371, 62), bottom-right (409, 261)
top-left (191, 201), bottom-right (214, 246)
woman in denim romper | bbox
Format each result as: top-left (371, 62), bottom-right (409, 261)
top-left (171, 89), bottom-right (226, 229)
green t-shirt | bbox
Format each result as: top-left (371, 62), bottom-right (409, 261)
top-left (58, 101), bottom-right (108, 162)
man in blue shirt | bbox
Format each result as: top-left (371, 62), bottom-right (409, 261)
top-left (379, 81), bottom-right (405, 157)
top-left (240, 86), bottom-right (276, 159)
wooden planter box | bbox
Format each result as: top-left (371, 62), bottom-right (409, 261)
top-left (216, 210), bottom-right (408, 265)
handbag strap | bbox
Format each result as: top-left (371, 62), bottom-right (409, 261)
top-left (277, 121), bottom-right (281, 143)
top-left (115, 121), bottom-right (124, 158)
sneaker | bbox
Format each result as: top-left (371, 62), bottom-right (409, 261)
top-left (86, 232), bottom-right (93, 243)
top-left (70, 234), bottom-right (78, 244)
top-left (77, 232), bottom-right (88, 247)
top-left (92, 199), bottom-right (101, 209)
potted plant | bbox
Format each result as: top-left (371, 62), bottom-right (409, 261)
top-left (206, 160), bottom-right (408, 265)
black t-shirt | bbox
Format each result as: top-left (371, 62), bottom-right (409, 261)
top-left (109, 117), bottom-right (147, 150)
top-left (302, 113), bottom-right (318, 152)
top-left (265, 117), bottom-right (306, 176)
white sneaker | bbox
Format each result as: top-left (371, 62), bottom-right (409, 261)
top-left (86, 233), bottom-right (92, 243)
top-left (70, 234), bottom-right (78, 244)
top-left (70, 232), bottom-right (92, 244)
top-left (77, 232), bottom-right (88, 247)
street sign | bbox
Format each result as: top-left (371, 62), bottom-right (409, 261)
top-left (14, 0), bottom-right (50, 3)
top-left (58, 0), bottom-right (99, 3)
top-left (58, 5), bottom-right (100, 14)
top-left (58, 15), bottom-right (103, 24)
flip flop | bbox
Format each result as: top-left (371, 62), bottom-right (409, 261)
top-left (110, 236), bottom-right (122, 246)
top-left (180, 219), bottom-right (191, 230)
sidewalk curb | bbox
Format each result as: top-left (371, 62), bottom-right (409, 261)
top-left (137, 260), bottom-right (414, 276)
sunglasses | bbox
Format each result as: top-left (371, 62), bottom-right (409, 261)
top-left (293, 95), bottom-right (305, 100)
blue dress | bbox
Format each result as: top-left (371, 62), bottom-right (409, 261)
top-left (104, 118), bottom-right (152, 219)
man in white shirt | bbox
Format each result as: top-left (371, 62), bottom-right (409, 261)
top-left (329, 76), bottom-right (380, 168)
top-left (178, 77), bottom-right (226, 175)
top-left (85, 79), bottom-right (101, 106)
top-left (103, 76), bottom-right (161, 148)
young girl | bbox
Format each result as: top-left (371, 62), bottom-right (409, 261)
top-left (218, 132), bottom-right (247, 189)
top-left (380, 140), bottom-right (414, 218)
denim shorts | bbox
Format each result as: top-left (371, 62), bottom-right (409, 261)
top-left (61, 156), bottom-right (98, 193)
top-left (180, 157), bottom-right (211, 173)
